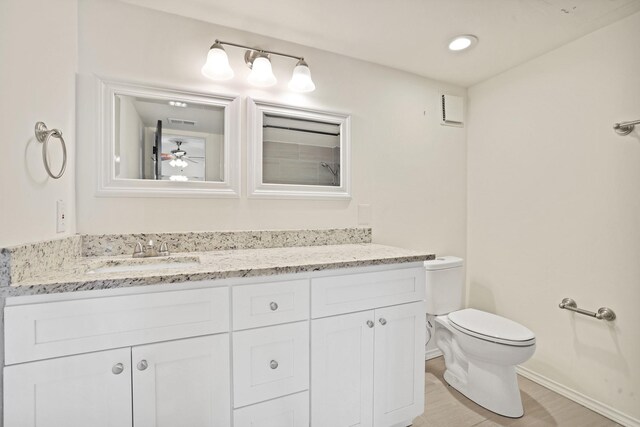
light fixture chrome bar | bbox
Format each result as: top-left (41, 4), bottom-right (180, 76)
top-left (558, 298), bottom-right (616, 321)
top-left (214, 39), bottom-right (304, 61)
top-left (613, 119), bottom-right (640, 136)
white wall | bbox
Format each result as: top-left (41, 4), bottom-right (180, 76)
top-left (76, 0), bottom-right (467, 255)
top-left (116, 96), bottom-right (144, 179)
top-left (0, 0), bottom-right (77, 247)
top-left (467, 11), bottom-right (640, 422)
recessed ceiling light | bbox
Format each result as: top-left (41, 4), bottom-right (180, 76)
top-left (448, 35), bottom-right (478, 51)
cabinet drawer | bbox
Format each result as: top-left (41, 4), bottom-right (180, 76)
top-left (233, 279), bottom-right (309, 330)
top-left (233, 322), bottom-right (309, 407)
top-left (4, 287), bottom-right (229, 365)
top-left (234, 391), bottom-right (309, 427)
top-left (311, 267), bottom-right (425, 318)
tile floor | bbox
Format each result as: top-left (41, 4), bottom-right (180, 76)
top-left (414, 357), bottom-right (622, 427)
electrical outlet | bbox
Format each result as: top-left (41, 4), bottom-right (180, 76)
top-left (56, 200), bottom-right (66, 233)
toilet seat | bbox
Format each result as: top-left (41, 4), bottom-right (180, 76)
top-left (448, 309), bottom-right (535, 347)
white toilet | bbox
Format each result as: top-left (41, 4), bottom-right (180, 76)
top-left (425, 256), bottom-right (536, 418)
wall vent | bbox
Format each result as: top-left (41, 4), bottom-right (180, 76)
top-left (167, 118), bottom-right (197, 126)
top-left (440, 94), bottom-right (464, 127)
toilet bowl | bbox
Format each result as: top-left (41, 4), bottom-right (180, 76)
top-left (425, 257), bottom-right (536, 418)
top-left (433, 309), bottom-right (535, 417)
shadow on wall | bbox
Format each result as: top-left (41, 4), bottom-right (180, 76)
top-left (625, 129), bottom-right (640, 144)
top-left (523, 313), bottom-right (630, 398)
top-left (23, 136), bottom-right (50, 186)
top-left (569, 315), bottom-right (629, 375)
top-left (466, 280), bottom-right (497, 313)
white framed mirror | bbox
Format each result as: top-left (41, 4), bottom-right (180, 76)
top-left (97, 79), bottom-right (240, 197)
top-left (247, 98), bottom-right (351, 199)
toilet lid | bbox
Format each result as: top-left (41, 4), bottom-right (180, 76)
top-left (448, 309), bottom-right (535, 346)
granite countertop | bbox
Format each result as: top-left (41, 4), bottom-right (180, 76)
top-left (2, 243), bottom-right (434, 297)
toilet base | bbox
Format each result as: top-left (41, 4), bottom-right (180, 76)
top-left (442, 359), bottom-right (524, 418)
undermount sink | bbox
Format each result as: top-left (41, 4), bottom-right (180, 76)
top-left (85, 256), bottom-right (200, 275)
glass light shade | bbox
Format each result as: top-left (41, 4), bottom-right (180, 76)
top-left (248, 56), bottom-right (277, 87)
top-left (201, 45), bottom-right (234, 80)
top-left (288, 61), bottom-right (316, 93)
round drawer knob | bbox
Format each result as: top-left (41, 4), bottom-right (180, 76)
top-left (112, 363), bottom-right (124, 375)
top-left (379, 318), bottom-right (387, 326)
top-left (270, 360), bottom-right (279, 370)
top-left (366, 320), bottom-right (374, 328)
top-left (270, 302), bottom-right (279, 311)
top-left (137, 360), bottom-right (148, 371)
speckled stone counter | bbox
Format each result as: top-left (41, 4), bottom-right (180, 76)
top-left (1, 228), bottom-right (371, 287)
top-left (0, 228), bottom-right (434, 297)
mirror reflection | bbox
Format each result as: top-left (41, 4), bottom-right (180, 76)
top-left (114, 95), bottom-right (224, 182)
top-left (262, 114), bottom-right (341, 186)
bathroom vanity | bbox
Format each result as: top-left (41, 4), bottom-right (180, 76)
top-left (0, 229), bottom-right (432, 427)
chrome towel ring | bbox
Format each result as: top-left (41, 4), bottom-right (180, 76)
top-left (34, 121), bottom-right (67, 179)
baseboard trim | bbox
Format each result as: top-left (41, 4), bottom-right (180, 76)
top-left (425, 348), bottom-right (442, 361)
top-left (516, 366), bottom-right (639, 427)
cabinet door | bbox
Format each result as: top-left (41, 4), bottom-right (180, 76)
top-left (311, 310), bottom-right (375, 427)
top-left (132, 334), bottom-right (231, 427)
top-left (3, 348), bottom-right (132, 427)
top-left (373, 302), bottom-right (426, 427)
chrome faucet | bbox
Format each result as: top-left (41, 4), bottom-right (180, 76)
top-left (133, 240), bottom-right (170, 258)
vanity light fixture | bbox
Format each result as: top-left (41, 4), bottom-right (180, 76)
top-left (448, 35), bottom-right (478, 51)
top-left (201, 39), bottom-right (316, 92)
top-left (169, 101), bottom-right (188, 107)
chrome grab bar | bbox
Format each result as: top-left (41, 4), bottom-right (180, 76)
top-left (559, 298), bottom-right (616, 321)
top-left (613, 119), bottom-right (640, 136)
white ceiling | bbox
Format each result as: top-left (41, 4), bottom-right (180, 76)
top-left (120, 0), bottom-right (640, 87)
top-left (126, 96), bottom-right (224, 134)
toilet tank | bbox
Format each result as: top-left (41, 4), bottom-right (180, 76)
top-left (424, 256), bottom-right (465, 315)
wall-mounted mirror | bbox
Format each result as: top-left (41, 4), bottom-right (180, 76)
top-left (247, 98), bottom-right (351, 199)
top-left (98, 79), bottom-right (240, 197)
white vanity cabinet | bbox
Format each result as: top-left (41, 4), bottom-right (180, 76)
top-left (4, 335), bottom-right (231, 427)
top-left (2, 263), bottom-right (426, 427)
top-left (132, 335), bottom-right (231, 427)
top-left (3, 286), bottom-right (232, 427)
top-left (311, 268), bottom-right (426, 427)
top-left (4, 348), bottom-right (133, 427)
top-left (311, 311), bottom-right (375, 427)
top-left (372, 302), bottom-right (426, 427)
top-left (231, 278), bottom-right (311, 426)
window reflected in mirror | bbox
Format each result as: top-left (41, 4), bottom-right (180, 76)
top-left (262, 114), bottom-right (341, 186)
top-left (247, 98), bottom-right (351, 199)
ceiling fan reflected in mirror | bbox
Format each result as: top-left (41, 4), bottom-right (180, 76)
top-left (160, 139), bottom-right (200, 168)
